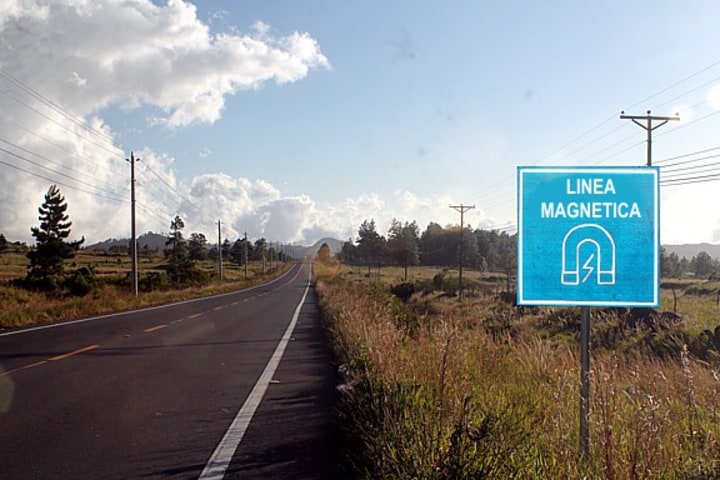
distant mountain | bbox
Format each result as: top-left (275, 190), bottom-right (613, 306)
top-left (283, 237), bottom-right (344, 259)
top-left (86, 232), bottom-right (168, 251)
top-left (664, 243), bottom-right (720, 260)
top-left (86, 233), bottom-right (345, 259)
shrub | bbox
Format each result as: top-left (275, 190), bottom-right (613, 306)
top-left (140, 271), bottom-right (170, 292)
top-left (390, 282), bottom-right (415, 302)
top-left (64, 266), bottom-right (95, 297)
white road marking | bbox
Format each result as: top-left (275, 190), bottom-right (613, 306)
top-left (198, 270), bottom-right (311, 480)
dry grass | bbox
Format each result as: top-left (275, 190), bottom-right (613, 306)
top-left (0, 251), bottom-right (291, 328)
top-left (317, 266), bottom-right (720, 479)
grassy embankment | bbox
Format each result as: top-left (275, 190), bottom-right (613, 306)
top-left (0, 249), bottom-right (291, 329)
top-left (315, 260), bottom-right (720, 479)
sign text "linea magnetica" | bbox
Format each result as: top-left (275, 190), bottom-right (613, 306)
top-left (540, 178), bottom-right (642, 220)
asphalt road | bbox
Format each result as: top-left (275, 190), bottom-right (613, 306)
top-left (0, 261), bottom-right (344, 479)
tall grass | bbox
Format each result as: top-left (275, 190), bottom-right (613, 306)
top-left (316, 271), bottom-right (720, 479)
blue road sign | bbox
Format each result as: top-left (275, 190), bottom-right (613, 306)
top-left (517, 166), bottom-right (660, 307)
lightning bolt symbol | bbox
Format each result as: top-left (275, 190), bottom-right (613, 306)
top-left (582, 253), bottom-right (595, 283)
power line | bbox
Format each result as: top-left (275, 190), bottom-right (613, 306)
top-left (655, 109), bottom-right (720, 140)
top-left (661, 172), bottom-right (720, 186)
top-left (654, 72), bottom-right (720, 111)
top-left (662, 164), bottom-right (720, 179)
top-left (0, 135), bottom-right (123, 194)
top-left (0, 112), bottom-right (124, 180)
top-left (1, 89), bottom-right (123, 159)
top-left (0, 67), bottom-right (121, 149)
top-left (654, 145), bottom-right (720, 164)
top-left (0, 157), bottom-right (126, 203)
top-left (659, 154), bottom-right (720, 170)
top-left (141, 163), bottom-right (203, 216)
top-left (624, 58), bottom-right (720, 111)
top-left (0, 146), bottom-right (127, 201)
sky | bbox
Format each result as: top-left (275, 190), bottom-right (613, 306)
top-left (2, 0), bottom-right (720, 247)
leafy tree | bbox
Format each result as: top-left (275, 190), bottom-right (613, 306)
top-left (230, 238), bottom-right (252, 265)
top-left (418, 223), bottom-right (479, 269)
top-left (691, 251), bottom-right (717, 279)
top-left (679, 256), bottom-right (690, 275)
top-left (252, 238), bottom-right (268, 261)
top-left (492, 231), bottom-right (516, 289)
top-left (340, 238), bottom-right (359, 264)
top-left (26, 185), bottom-right (84, 287)
top-left (0, 233), bottom-right (7, 254)
top-left (164, 215), bottom-right (192, 282)
top-left (419, 222), bottom-right (447, 266)
top-left (222, 239), bottom-right (232, 261)
top-left (317, 242), bottom-right (332, 263)
top-left (357, 219), bottom-right (386, 272)
top-left (660, 247), bottom-right (682, 279)
top-left (188, 232), bottom-right (209, 261)
top-left (388, 219), bottom-right (420, 281)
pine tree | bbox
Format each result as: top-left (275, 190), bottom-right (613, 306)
top-left (164, 215), bottom-right (192, 282)
top-left (26, 185), bottom-right (84, 287)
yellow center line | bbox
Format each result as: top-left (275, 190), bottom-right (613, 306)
top-left (48, 344), bottom-right (99, 361)
top-left (188, 313), bottom-right (202, 319)
top-left (21, 360), bottom-right (49, 370)
top-left (144, 324), bottom-right (167, 333)
top-left (213, 306), bottom-right (223, 311)
top-left (0, 360), bottom-right (49, 377)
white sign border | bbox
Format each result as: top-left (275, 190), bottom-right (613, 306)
top-left (517, 166), bottom-right (660, 307)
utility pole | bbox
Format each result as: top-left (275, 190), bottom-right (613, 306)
top-left (244, 231), bottom-right (248, 279)
top-left (620, 110), bottom-right (680, 166)
top-left (217, 220), bottom-right (223, 281)
top-left (127, 152), bottom-right (139, 297)
top-left (449, 203), bottom-right (475, 299)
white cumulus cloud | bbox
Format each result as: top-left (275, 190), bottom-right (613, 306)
top-left (0, 0), bottom-right (329, 244)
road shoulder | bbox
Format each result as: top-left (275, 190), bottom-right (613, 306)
top-left (225, 286), bottom-right (346, 479)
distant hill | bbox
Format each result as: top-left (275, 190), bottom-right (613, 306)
top-left (664, 243), bottom-right (720, 260)
top-left (86, 232), bottom-right (168, 251)
top-left (283, 237), bottom-right (344, 259)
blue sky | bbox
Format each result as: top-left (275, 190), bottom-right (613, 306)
top-left (2, 1), bottom-right (720, 246)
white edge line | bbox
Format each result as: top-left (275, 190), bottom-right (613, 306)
top-left (198, 268), bottom-right (312, 480)
top-left (0, 262), bottom-right (301, 338)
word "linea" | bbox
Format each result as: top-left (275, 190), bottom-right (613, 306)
top-left (566, 178), bottom-right (615, 195)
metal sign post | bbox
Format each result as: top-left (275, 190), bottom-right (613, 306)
top-left (579, 306), bottom-right (590, 460)
top-left (517, 165), bottom-right (660, 461)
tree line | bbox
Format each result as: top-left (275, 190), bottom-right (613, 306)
top-left (1, 185), bottom-right (288, 296)
top-left (661, 247), bottom-right (720, 279)
top-left (337, 220), bottom-right (720, 282)
top-left (2, 185), bottom-right (719, 297)
top-left (339, 218), bottom-right (518, 281)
